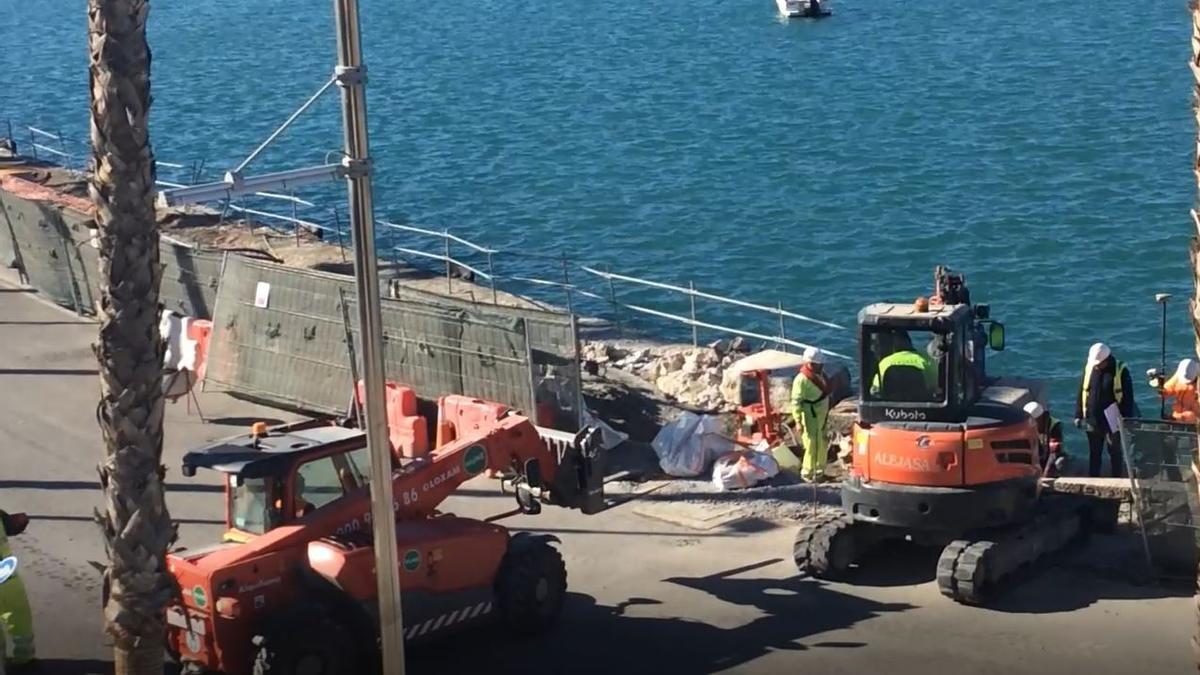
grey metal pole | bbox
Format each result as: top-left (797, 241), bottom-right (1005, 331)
top-left (487, 251), bottom-right (497, 305)
top-left (777, 301), bottom-right (787, 352)
top-left (292, 190), bottom-right (301, 248)
top-left (561, 254), bottom-right (574, 316)
top-left (688, 281), bottom-right (698, 347)
top-left (444, 230), bottom-right (453, 294)
top-left (332, 1), bottom-right (407, 673)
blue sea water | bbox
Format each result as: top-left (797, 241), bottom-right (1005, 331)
top-left (1, 0), bottom-right (1197, 433)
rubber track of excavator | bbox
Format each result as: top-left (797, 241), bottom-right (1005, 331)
top-left (936, 498), bottom-right (1087, 605)
top-left (793, 512), bottom-right (855, 579)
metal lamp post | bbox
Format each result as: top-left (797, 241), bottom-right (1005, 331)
top-left (154, 2), bottom-right (408, 668)
top-left (332, 0), bottom-right (408, 673)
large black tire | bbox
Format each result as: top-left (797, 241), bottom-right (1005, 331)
top-left (252, 604), bottom-right (360, 675)
top-left (793, 513), bottom-right (856, 580)
top-left (495, 537), bottom-right (568, 635)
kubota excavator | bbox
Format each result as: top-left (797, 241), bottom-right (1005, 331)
top-left (163, 390), bottom-right (604, 675)
top-left (793, 266), bottom-right (1117, 604)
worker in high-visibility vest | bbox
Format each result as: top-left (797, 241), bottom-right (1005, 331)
top-left (0, 510), bottom-right (34, 670)
top-left (1149, 358), bottom-right (1200, 423)
top-left (1023, 401), bottom-right (1066, 477)
top-left (870, 331), bottom-right (938, 397)
top-left (790, 346), bottom-right (833, 482)
top-left (1074, 342), bottom-right (1133, 477)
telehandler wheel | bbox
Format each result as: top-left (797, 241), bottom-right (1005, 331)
top-left (252, 603), bottom-right (359, 675)
top-left (496, 537), bottom-right (567, 635)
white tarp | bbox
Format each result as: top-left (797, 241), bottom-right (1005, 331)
top-left (712, 450), bottom-right (780, 490)
top-left (651, 412), bottom-right (734, 477)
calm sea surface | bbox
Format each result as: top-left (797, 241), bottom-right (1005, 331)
top-left (2, 0), bottom-right (1196, 429)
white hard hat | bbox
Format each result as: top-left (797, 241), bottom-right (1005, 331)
top-left (1023, 401), bottom-right (1045, 419)
top-left (1176, 358), bottom-right (1199, 383)
top-left (1087, 342), bottom-right (1111, 366)
top-left (802, 346), bottom-right (825, 364)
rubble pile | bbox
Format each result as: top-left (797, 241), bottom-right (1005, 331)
top-left (581, 338), bottom-right (757, 412)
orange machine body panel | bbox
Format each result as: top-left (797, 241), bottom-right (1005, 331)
top-left (853, 416), bottom-right (1040, 488)
top-left (307, 517), bottom-right (509, 602)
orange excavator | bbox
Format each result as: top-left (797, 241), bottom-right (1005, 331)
top-left (164, 390), bottom-right (603, 675)
top-left (793, 266), bottom-right (1116, 604)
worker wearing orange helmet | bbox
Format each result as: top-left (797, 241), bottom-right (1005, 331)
top-left (1149, 358), bottom-right (1200, 423)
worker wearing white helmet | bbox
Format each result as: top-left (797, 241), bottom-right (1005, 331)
top-left (1075, 342), bottom-right (1132, 477)
top-left (1149, 358), bottom-right (1199, 423)
top-left (1023, 401), bottom-right (1065, 477)
top-left (790, 346), bottom-right (833, 482)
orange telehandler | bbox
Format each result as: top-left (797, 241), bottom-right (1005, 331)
top-left (164, 390), bottom-right (603, 675)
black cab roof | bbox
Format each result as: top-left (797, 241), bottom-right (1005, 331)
top-left (858, 302), bottom-right (972, 331)
top-left (182, 423), bottom-right (365, 479)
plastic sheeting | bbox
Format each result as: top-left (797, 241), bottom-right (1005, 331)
top-left (652, 412), bottom-right (734, 477)
top-left (712, 451), bottom-right (780, 490)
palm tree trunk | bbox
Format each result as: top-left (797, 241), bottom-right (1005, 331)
top-left (88, 1), bottom-right (176, 673)
top-left (1190, 2), bottom-right (1200, 669)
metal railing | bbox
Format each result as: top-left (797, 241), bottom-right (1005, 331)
top-left (25, 125), bottom-right (73, 164)
top-left (377, 221), bottom-right (849, 358)
top-left (6, 119), bottom-right (850, 358)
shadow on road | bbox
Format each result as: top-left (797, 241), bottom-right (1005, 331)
top-left (515, 525), bottom-right (749, 539)
top-left (839, 538), bottom-right (941, 587)
top-left (410, 559), bottom-right (913, 675)
top-left (28, 658), bottom-right (111, 675)
top-left (206, 416), bottom-right (286, 427)
top-left (0, 368), bottom-right (98, 376)
top-left (0, 479), bottom-right (222, 493)
top-left (0, 320), bottom-right (88, 326)
top-left (29, 513), bottom-right (225, 526)
top-left (984, 534), bottom-right (1192, 614)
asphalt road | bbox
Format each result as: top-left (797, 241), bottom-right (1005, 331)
top-left (0, 281), bottom-right (1193, 675)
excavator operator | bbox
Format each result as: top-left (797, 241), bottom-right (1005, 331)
top-left (871, 329), bottom-right (938, 400)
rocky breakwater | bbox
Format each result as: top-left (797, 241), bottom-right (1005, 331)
top-left (581, 338), bottom-right (752, 413)
top-left (579, 338), bottom-right (859, 446)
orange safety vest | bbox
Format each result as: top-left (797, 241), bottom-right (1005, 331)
top-left (1163, 375), bottom-right (1200, 423)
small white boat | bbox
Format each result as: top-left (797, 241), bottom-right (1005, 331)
top-left (776, 0), bottom-right (831, 18)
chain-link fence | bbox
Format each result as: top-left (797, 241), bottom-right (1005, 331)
top-left (1120, 418), bottom-right (1200, 575)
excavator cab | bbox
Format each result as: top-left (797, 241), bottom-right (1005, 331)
top-left (791, 267), bottom-right (1113, 608)
top-left (858, 298), bottom-right (1003, 425)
